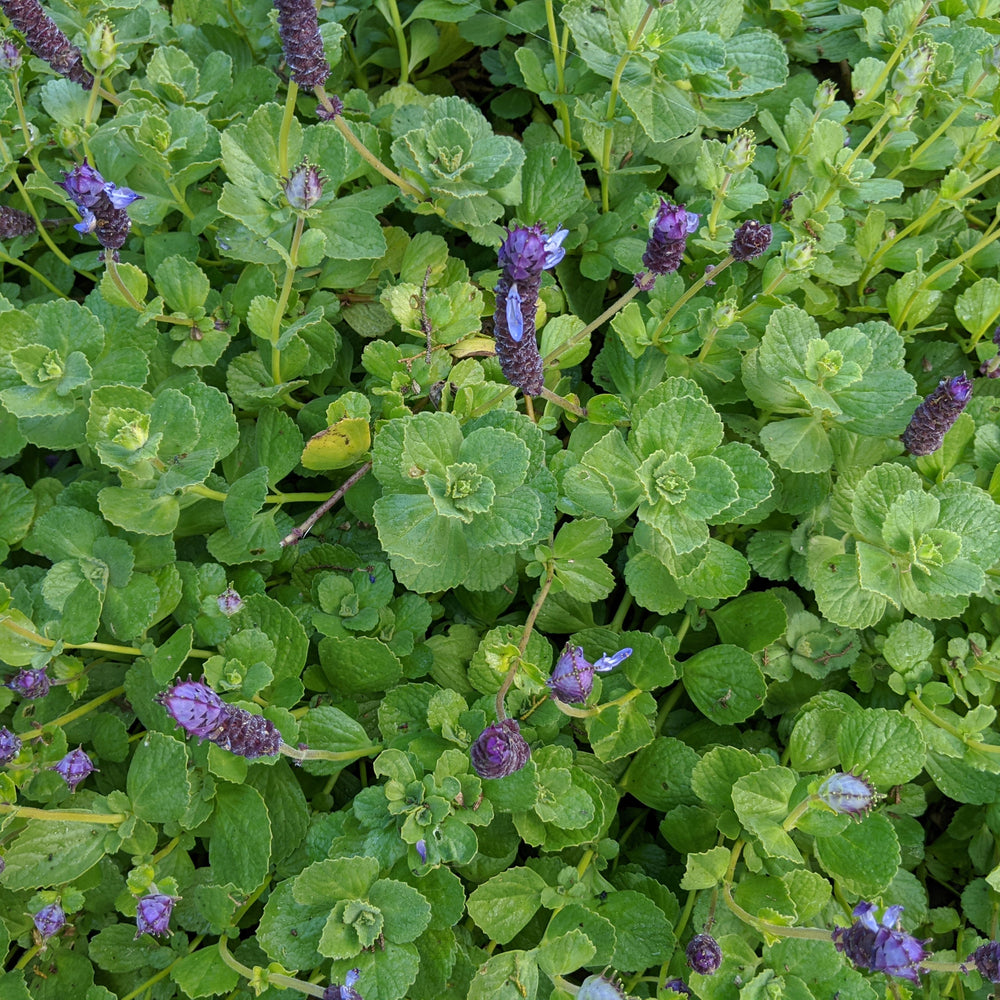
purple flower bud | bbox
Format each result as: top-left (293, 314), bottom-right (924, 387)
top-left (50, 746), bottom-right (96, 791)
top-left (548, 644), bottom-right (632, 703)
top-left (577, 974), bottom-right (625, 1000)
top-left (817, 771), bottom-right (876, 817)
top-left (217, 587), bottom-right (243, 616)
top-left (7, 666), bottom-right (49, 699)
top-left (322, 968), bottom-right (362, 1000)
top-left (0, 205), bottom-right (35, 238)
top-left (730, 220), bottom-right (773, 262)
top-left (135, 892), bottom-right (177, 938)
top-left (61, 159), bottom-right (141, 258)
top-left (415, 839), bottom-right (427, 863)
top-left (642, 200), bottom-right (699, 279)
top-left (158, 677), bottom-right (227, 738)
top-left (833, 902), bottom-right (928, 983)
top-left (283, 161), bottom-right (324, 210)
top-left (33, 902), bottom-right (66, 939)
top-left (470, 718), bottom-right (530, 779)
top-left (902, 373), bottom-right (972, 456)
top-left (0, 0), bottom-right (93, 88)
top-left (0, 36), bottom-right (20, 70)
top-left (664, 980), bottom-right (691, 995)
top-left (687, 933), bottom-right (723, 974)
top-left (969, 942), bottom-right (1000, 983)
top-left (60, 158), bottom-right (107, 208)
top-left (0, 726), bottom-right (22, 764)
top-left (274, 0), bottom-right (331, 89)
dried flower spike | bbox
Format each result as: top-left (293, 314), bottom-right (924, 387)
top-left (549, 644), bottom-right (632, 703)
top-left (135, 892), bottom-right (178, 938)
top-left (687, 932), bottom-right (723, 974)
top-left (901, 373), bottom-right (972, 456)
top-left (33, 902), bottom-right (66, 939)
top-left (730, 220), bottom-right (773, 262)
top-left (322, 968), bottom-right (363, 1000)
top-left (50, 746), bottom-right (97, 791)
top-left (8, 666), bottom-right (49, 699)
top-left (0, 0), bottom-right (92, 87)
top-left (470, 718), bottom-right (530, 779)
top-left (817, 771), bottom-right (876, 817)
top-left (0, 726), bottom-right (21, 764)
top-left (833, 902), bottom-right (928, 983)
top-left (274, 0), bottom-right (330, 89)
top-left (969, 942), bottom-right (1000, 983)
top-left (493, 223), bottom-right (567, 396)
top-left (0, 205), bottom-right (35, 238)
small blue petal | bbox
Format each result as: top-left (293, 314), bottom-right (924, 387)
top-left (594, 647), bottom-right (633, 672)
top-left (506, 283), bottom-right (524, 343)
top-left (105, 184), bottom-right (142, 209)
top-left (74, 210), bottom-right (96, 233)
top-left (345, 969), bottom-right (360, 988)
top-left (684, 211), bottom-right (700, 234)
top-left (543, 226), bottom-right (569, 268)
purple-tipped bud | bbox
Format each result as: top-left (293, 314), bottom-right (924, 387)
top-left (687, 933), bottom-right (723, 974)
top-left (33, 902), bottom-right (66, 939)
top-left (157, 677), bottom-right (227, 738)
top-left (135, 893), bottom-right (177, 938)
top-left (641, 200), bottom-right (699, 278)
top-left (316, 93), bottom-right (344, 120)
top-left (61, 158), bottom-right (106, 207)
top-left (0, 205), bottom-right (35, 238)
top-left (549, 644), bottom-right (632, 703)
top-left (664, 980), bottom-right (692, 995)
top-left (969, 942), bottom-right (1000, 983)
top-left (274, 0), bottom-right (331, 89)
top-left (0, 726), bottom-right (22, 764)
top-left (730, 220), bottom-right (773, 262)
top-left (322, 968), bottom-right (362, 1000)
top-left (283, 161), bottom-right (324, 210)
top-left (817, 771), bottom-right (876, 817)
top-left (0, 36), bottom-right (20, 70)
top-left (0, 0), bottom-right (93, 88)
top-left (50, 746), bottom-right (96, 791)
top-left (902, 373), bottom-right (972, 456)
top-left (577, 974), bottom-right (626, 1000)
top-left (470, 718), bottom-right (530, 779)
top-left (833, 902), bottom-right (928, 983)
top-left (217, 587), bottom-right (243, 617)
top-left (7, 666), bottom-right (49, 699)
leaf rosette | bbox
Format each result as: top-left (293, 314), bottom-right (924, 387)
top-left (372, 410), bottom-right (556, 592)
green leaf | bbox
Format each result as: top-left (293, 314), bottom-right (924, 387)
top-left (760, 417), bottom-right (833, 473)
top-left (681, 845), bottom-right (732, 889)
top-left (172, 946), bottom-right (240, 999)
top-left (956, 277), bottom-right (1000, 343)
top-left (127, 732), bottom-right (191, 822)
top-left (100, 262), bottom-right (149, 310)
top-left (319, 636), bottom-right (403, 694)
top-left (210, 784), bottom-right (272, 893)
top-left (837, 708), bottom-right (926, 785)
top-left (2, 820), bottom-right (111, 889)
top-left (732, 767), bottom-right (803, 863)
top-left (814, 813), bottom-right (900, 896)
top-left (599, 889), bottom-right (674, 971)
top-left (710, 592), bottom-right (788, 653)
top-left (467, 867), bottom-right (546, 943)
top-left (683, 644), bottom-right (766, 724)
top-left (369, 879), bottom-right (432, 943)
top-left (467, 951), bottom-right (538, 1000)
top-left (298, 705), bottom-right (376, 776)
top-left (154, 256), bottom-right (211, 316)
top-left (619, 737), bottom-right (699, 811)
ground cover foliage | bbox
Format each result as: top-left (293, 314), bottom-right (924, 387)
top-left (1, 0), bottom-right (1000, 998)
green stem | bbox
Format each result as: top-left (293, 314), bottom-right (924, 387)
top-left (279, 461), bottom-right (373, 547)
top-left (707, 173), bottom-right (733, 238)
top-left (166, 181), bottom-right (195, 221)
top-left (0, 251), bottom-right (67, 297)
top-left (781, 795), bottom-right (815, 832)
top-left (383, 0), bottom-right (410, 84)
top-left (908, 692), bottom-right (1000, 754)
top-left (105, 255), bottom-right (146, 312)
top-left (18, 686), bottom-right (126, 738)
top-left (278, 79), bottom-right (298, 180)
top-left (545, 283), bottom-right (640, 369)
top-left (538, 385), bottom-right (587, 418)
top-left (118, 939), bottom-right (204, 1000)
top-left (271, 215), bottom-right (306, 385)
top-left (279, 740), bottom-right (382, 763)
top-left (10, 73), bottom-right (32, 154)
top-left (187, 483), bottom-right (334, 504)
top-left (218, 926), bottom-right (326, 998)
top-left (650, 256), bottom-right (735, 346)
top-left (609, 591), bottom-right (633, 631)
top-left (600, 2), bottom-right (656, 213)
top-left (544, 0), bottom-right (573, 149)
top-left (0, 803), bottom-right (126, 823)
top-left (83, 69), bottom-right (103, 132)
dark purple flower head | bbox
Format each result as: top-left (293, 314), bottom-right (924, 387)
top-left (50, 746), bottom-right (96, 791)
top-left (8, 666), bottom-right (49, 699)
top-left (969, 942), bottom-right (1000, 983)
top-left (833, 902), bottom-right (928, 983)
top-left (577, 973), bottom-right (626, 1000)
top-left (664, 980), bottom-right (691, 995)
top-left (135, 893), bottom-right (177, 938)
top-left (902, 373), bottom-right (972, 456)
top-left (470, 718), bottom-right (530, 779)
top-left (211, 705), bottom-right (282, 759)
top-left (0, 36), bottom-right (20, 70)
top-left (322, 968), bottom-right (362, 1000)
top-left (283, 161), bottom-right (324, 211)
top-left (641, 199), bottom-right (699, 280)
top-left (0, 205), bottom-right (36, 238)
top-left (0, 0), bottom-right (93, 88)
top-left (817, 771), bottom-right (876, 817)
top-left (217, 587), bottom-right (243, 617)
top-left (730, 220), bottom-right (773, 262)
top-left (549, 644), bottom-right (632, 703)
top-left (33, 902), bottom-right (65, 939)
top-left (61, 159), bottom-right (141, 258)
top-left (274, 0), bottom-right (331, 89)
top-left (158, 677), bottom-right (227, 738)
top-left (61, 158), bottom-right (110, 208)
top-left (498, 224), bottom-right (567, 284)
top-left (687, 933), bottom-right (723, 974)
top-left (0, 726), bottom-right (22, 764)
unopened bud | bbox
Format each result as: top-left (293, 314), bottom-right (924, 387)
top-left (86, 19), bottom-right (116, 72)
top-left (722, 129), bottom-right (755, 172)
top-left (783, 239), bottom-right (818, 272)
top-left (0, 35), bottom-right (21, 71)
top-left (893, 44), bottom-right (935, 102)
top-left (814, 80), bottom-right (837, 110)
top-left (282, 160), bottom-right (324, 211)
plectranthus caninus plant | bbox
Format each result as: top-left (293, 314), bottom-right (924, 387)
top-left (833, 903), bottom-right (928, 983)
top-left (901, 372), bottom-right (973, 455)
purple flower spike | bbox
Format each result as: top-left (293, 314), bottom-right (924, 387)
top-left (817, 771), bottom-right (876, 817)
top-left (158, 677), bottom-right (227, 738)
top-left (902, 373), bottom-right (972, 456)
top-left (549, 644), bottom-right (632, 703)
top-left (639, 199), bottom-right (699, 283)
top-left (0, 726), bottom-right (22, 764)
top-left (0, 205), bottom-right (35, 238)
top-left (61, 159), bottom-right (141, 258)
top-left (470, 718), bottom-right (530, 779)
top-left (833, 901), bottom-right (928, 983)
top-left (7, 666), bottom-right (49, 699)
top-left (969, 942), bottom-right (1000, 982)
top-left (274, 0), bottom-right (331, 89)
top-left (61, 159), bottom-right (108, 208)
top-left (33, 902), bottom-right (66, 939)
top-left (664, 980), bottom-right (692, 995)
top-left (730, 220), bottom-right (773, 262)
top-left (0, 0), bottom-right (93, 88)
top-left (577, 973), bottom-right (626, 1000)
top-left (687, 932), bottom-right (723, 974)
top-left (323, 968), bottom-right (363, 1000)
top-left (135, 892), bottom-right (177, 938)
top-left (50, 746), bottom-right (96, 791)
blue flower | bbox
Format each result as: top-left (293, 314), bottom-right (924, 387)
top-left (833, 902), bottom-right (928, 983)
top-left (549, 644), bottom-right (632, 703)
top-left (817, 771), bottom-right (876, 817)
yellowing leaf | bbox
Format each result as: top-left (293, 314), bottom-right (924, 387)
top-left (301, 419), bottom-right (371, 470)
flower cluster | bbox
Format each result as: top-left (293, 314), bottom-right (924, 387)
top-left (322, 968), bottom-right (362, 1000)
top-left (493, 223), bottom-right (568, 396)
top-left (548, 644), bottom-right (633, 703)
top-left (577, 973), bottom-right (626, 1000)
top-left (469, 718), bottom-right (530, 779)
top-left (0, 204), bottom-right (34, 238)
top-left (50, 746), bottom-right (97, 791)
top-left (833, 902), bottom-right (928, 983)
top-left (817, 771), bottom-right (876, 817)
top-left (635, 199), bottom-right (699, 288)
top-left (135, 892), bottom-right (178, 938)
top-left (33, 902), bottom-right (66, 939)
top-left (730, 219), bottom-right (773, 262)
top-left (0, 726), bottom-right (21, 764)
top-left (686, 932), bottom-right (723, 974)
top-left (60, 159), bottom-right (141, 260)
top-left (274, 0), bottom-right (330, 89)
top-left (0, 0), bottom-right (93, 88)
top-left (282, 160), bottom-right (324, 211)
top-left (7, 666), bottom-right (49, 699)
top-left (157, 677), bottom-right (282, 760)
top-left (901, 373), bottom-right (972, 456)
top-left (969, 942), bottom-right (1000, 983)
